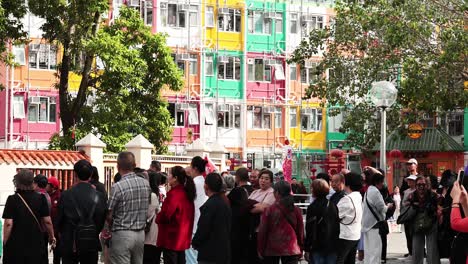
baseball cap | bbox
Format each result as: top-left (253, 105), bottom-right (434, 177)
top-left (406, 175), bottom-right (418, 181)
top-left (48, 176), bottom-right (60, 189)
top-left (406, 158), bottom-right (418, 165)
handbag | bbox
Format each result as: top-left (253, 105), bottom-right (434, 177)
top-left (412, 211), bottom-right (434, 233)
top-left (397, 205), bottom-right (417, 224)
top-left (17, 193), bottom-right (45, 232)
top-left (365, 193), bottom-right (389, 235)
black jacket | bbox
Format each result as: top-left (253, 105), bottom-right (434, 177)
top-left (56, 182), bottom-right (107, 256)
top-left (192, 193), bottom-right (232, 264)
top-left (305, 197), bottom-right (340, 254)
top-left (90, 179), bottom-right (107, 200)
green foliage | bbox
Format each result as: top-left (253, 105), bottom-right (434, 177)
top-left (50, 7), bottom-right (183, 153)
top-left (290, 0), bottom-right (468, 150)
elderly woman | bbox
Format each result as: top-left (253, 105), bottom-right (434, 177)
top-left (2, 169), bottom-right (55, 264)
top-left (305, 179), bottom-right (340, 264)
top-left (257, 181), bottom-right (304, 264)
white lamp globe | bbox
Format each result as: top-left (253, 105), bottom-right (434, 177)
top-left (369, 81), bottom-right (398, 108)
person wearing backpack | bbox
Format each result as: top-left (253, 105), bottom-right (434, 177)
top-left (304, 179), bottom-right (340, 264)
top-left (56, 160), bottom-right (107, 264)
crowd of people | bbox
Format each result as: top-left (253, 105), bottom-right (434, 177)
top-left (1, 154), bottom-right (468, 264)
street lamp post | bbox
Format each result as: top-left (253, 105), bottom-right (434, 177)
top-left (369, 81), bottom-right (398, 176)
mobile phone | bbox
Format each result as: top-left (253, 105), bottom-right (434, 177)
top-left (457, 170), bottom-right (464, 183)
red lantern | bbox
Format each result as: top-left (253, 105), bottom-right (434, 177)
top-left (389, 149), bottom-right (402, 159)
top-left (310, 167), bottom-right (317, 180)
top-left (330, 149), bottom-right (344, 159)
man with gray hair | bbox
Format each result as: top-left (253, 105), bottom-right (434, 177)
top-left (107, 152), bottom-right (151, 264)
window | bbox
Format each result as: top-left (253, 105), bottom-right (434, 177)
top-left (160, 3), bottom-right (194, 27)
top-left (275, 12), bottom-right (283, 33)
top-left (218, 56), bottom-right (241, 80)
top-left (290, 108), bottom-right (297, 127)
top-left (13, 96), bottom-right (25, 119)
top-left (301, 62), bottom-right (319, 84)
top-left (189, 5), bottom-right (198, 26)
top-left (275, 107), bottom-right (282, 128)
top-left (29, 44), bottom-right (57, 70)
top-left (205, 56), bottom-right (214, 76)
top-left (217, 105), bottom-right (241, 128)
top-left (206, 6), bottom-right (214, 27)
top-left (301, 108), bottom-right (322, 131)
top-left (248, 11), bottom-right (272, 34)
top-left (301, 15), bottom-right (324, 37)
top-left (28, 96), bottom-right (56, 122)
top-left (290, 64), bottom-right (297, 80)
top-left (189, 55), bottom-right (197, 75)
top-left (247, 106), bottom-right (271, 129)
top-left (13, 45), bottom-right (26, 65)
top-left (248, 59), bottom-right (271, 82)
top-left (444, 111), bottom-right (464, 136)
top-left (143, 1), bottom-right (153, 26)
top-left (218, 9), bottom-right (241, 32)
top-left (290, 13), bottom-right (298, 34)
top-left (188, 104), bottom-right (199, 125)
top-left (171, 54), bottom-right (186, 73)
top-left (328, 110), bottom-right (347, 133)
top-left (168, 103), bottom-right (185, 127)
top-left (205, 104), bottom-right (215, 125)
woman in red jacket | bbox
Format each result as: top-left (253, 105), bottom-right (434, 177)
top-left (450, 181), bottom-right (468, 264)
top-left (156, 166), bottom-right (196, 264)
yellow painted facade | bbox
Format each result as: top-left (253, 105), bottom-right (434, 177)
top-left (202, 0), bottom-right (245, 51)
top-left (288, 101), bottom-right (327, 151)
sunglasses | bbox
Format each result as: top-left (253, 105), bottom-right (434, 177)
top-left (416, 183), bottom-right (426, 187)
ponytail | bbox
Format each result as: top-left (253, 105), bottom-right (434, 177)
top-left (184, 175), bottom-right (197, 202)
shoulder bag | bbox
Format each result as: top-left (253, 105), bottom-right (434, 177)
top-left (340, 195), bottom-right (356, 225)
top-left (365, 193), bottom-right (389, 235)
top-left (397, 205), bottom-right (417, 224)
top-left (17, 193), bottom-right (45, 232)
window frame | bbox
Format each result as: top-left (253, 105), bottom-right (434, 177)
top-left (206, 6), bottom-right (215, 27)
top-left (27, 96), bottom-right (57, 123)
top-left (217, 104), bottom-right (241, 129)
top-left (290, 108), bottom-right (297, 128)
top-left (13, 95), bottom-right (25, 119)
top-left (160, 3), bottom-right (198, 28)
top-left (290, 13), bottom-right (298, 34)
top-left (290, 64), bottom-right (297, 81)
top-left (275, 12), bottom-right (283, 33)
top-left (143, 0), bottom-right (153, 26)
top-left (300, 108), bottom-right (323, 132)
top-left (301, 15), bottom-right (324, 37)
top-left (28, 44), bottom-right (57, 70)
top-left (217, 56), bottom-right (241, 80)
top-left (300, 62), bottom-right (319, 84)
top-left (189, 54), bottom-right (198, 75)
top-left (205, 56), bottom-right (214, 76)
top-left (218, 8), bottom-right (241, 32)
top-left (247, 106), bottom-right (271, 130)
top-left (168, 103), bottom-right (186, 127)
top-left (275, 107), bottom-right (282, 128)
top-left (248, 11), bottom-right (272, 35)
top-left (204, 104), bottom-right (215, 125)
top-left (248, 58), bottom-right (271, 82)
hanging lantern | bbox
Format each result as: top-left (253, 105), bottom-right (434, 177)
top-left (389, 149), bottom-right (402, 159)
top-left (330, 149), bottom-right (344, 159)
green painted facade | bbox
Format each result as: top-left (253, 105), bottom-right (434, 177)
top-left (246, 1), bottom-right (286, 53)
top-left (203, 50), bottom-right (244, 99)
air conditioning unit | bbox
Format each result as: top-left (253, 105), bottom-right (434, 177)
top-left (301, 108), bottom-right (314, 115)
top-left (128, 0), bottom-right (140, 7)
top-left (305, 61), bottom-right (316, 68)
top-left (176, 103), bottom-right (190, 111)
top-left (176, 53), bottom-right (190, 61)
top-left (265, 59), bottom-right (277, 66)
top-left (218, 56), bottom-right (229, 63)
top-left (274, 107), bottom-right (282, 114)
top-left (29, 44), bottom-right (41, 52)
top-left (217, 104), bottom-right (229, 112)
top-left (247, 58), bottom-right (255, 64)
top-left (264, 12), bottom-right (277, 19)
top-left (178, 4), bottom-right (190, 11)
top-left (219, 8), bottom-right (230, 15)
top-left (29, 96), bottom-right (40, 104)
top-left (50, 97), bottom-right (57, 104)
top-left (263, 106), bottom-right (275, 114)
top-left (301, 14), bottom-right (314, 22)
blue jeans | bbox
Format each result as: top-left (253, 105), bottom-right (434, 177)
top-left (312, 253), bottom-right (337, 264)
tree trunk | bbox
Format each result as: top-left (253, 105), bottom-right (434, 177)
top-left (59, 41), bottom-right (73, 139)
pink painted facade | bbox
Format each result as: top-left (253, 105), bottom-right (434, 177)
top-left (246, 53), bottom-right (286, 101)
top-left (165, 96), bottom-right (201, 145)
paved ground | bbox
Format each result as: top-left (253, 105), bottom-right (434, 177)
top-left (49, 230), bottom-right (450, 263)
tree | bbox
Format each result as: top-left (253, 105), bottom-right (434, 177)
top-left (0, 0), bottom-right (27, 68)
top-left (290, 0), bottom-right (468, 150)
top-left (49, 7), bottom-right (183, 153)
top-left (28, 0), bottom-right (108, 145)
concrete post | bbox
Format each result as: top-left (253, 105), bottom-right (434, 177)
top-left (186, 139), bottom-right (211, 159)
top-left (125, 134), bottom-right (154, 169)
top-left (210, 141), bottom-right (227, 171)
top-left (75, 133), bottom-right (106, 178)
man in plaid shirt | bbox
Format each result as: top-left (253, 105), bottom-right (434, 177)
top-left (107, 152), bottom-right (151, 264)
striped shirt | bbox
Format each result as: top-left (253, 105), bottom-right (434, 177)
top-left (108, 172), bottom-right (151, 231)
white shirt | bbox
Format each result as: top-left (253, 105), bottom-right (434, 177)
top-left (362, 186), bottom-right (387, 233)
top-left (144, 193), bottom-right (160, 246)
top-left (193, 175), bottom-right (208, 235)
top-left (337, 191), bottom-right (363, 241)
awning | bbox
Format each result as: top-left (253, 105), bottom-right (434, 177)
top-left (376, 127), bottom-right (464, 152)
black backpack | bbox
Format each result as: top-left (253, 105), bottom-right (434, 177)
top-left (308, 201), bottom-right (337, 252)
top-left (70, 191), bottom-right (99, 253)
